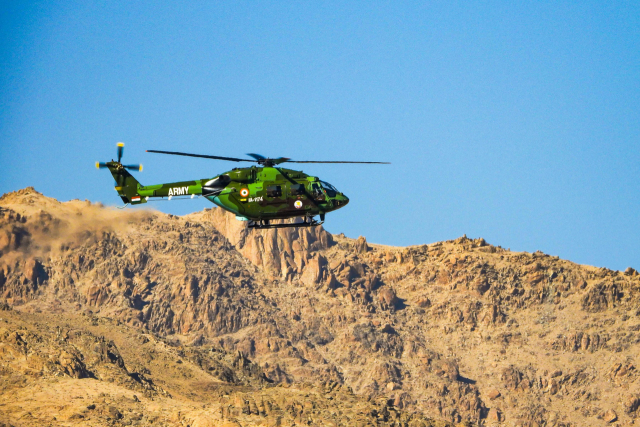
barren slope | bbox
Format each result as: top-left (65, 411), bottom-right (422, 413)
top-left (1, 187), bottom-right (640, 426)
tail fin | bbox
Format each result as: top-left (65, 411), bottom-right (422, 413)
top-left (106, 165), bottom-right (147, 205)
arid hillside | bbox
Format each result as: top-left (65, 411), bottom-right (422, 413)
top-left (1, 187), bottom-right (639, 426)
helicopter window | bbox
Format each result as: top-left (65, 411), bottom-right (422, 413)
top-left (310, 183), bottom-right (324, 200)
top-left (320, 181), bottom-right (337, 197)
top-left (320, 181), bottom-right (337, 192)
top-left (290, 184), bottom-right (305, 195)
top-left (266, 185), bottom-right (282, 197)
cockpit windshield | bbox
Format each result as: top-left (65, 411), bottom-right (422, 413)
top-left (320, 181), bottom-right (338, 197)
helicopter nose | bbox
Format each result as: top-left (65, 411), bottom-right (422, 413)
top-left (336, 194), bottom-right (349, 207)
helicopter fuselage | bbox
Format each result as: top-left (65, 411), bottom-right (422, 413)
top-left (131, 165), bottom-right (349, 221)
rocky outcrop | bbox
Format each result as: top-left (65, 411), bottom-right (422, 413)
top-left (208, 207), bottom-right (334, 276)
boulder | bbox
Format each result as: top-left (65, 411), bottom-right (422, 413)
top-left (603, 409), bottom-right (617, 423)
top-left (487, 389), bottom-right (501, 400)
top-left (624, 394), bottom-right (640, 413)
top-left (384, 251), bottom-right (395, 263)
top-left (23, 258), bottom-right (47, 284)
top-left (378, 287), bottom-right (397, 310)
top-left (105, 406), bottom-right (123, 420)
top-left (501, 366), bottom-right (530, 391)
top-left (324, 272), bottom-right (339, 290)
top-left (300, 255), bottom-right (327, 287)
top-left (355, 236), bottom-right (370, 253)
top-left (487, 407), bottom-right (502, 422)
top-left (363, 273), bottom-right (380, 292)
top-left (436, 360), bottom-right (459, 381)
top-left (415, 297), bottom-right (431, 308)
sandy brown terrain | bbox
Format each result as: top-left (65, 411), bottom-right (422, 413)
top-left (1, 187), bottom-right (639, 426)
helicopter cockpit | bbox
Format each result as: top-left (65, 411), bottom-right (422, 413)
top-left (309, 181), bottom-right (337, 199)
top-left (320, 181), bottom-right (338, 197)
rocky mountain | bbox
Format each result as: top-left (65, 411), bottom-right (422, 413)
top-left (1, 187), bottom-right (640, 426)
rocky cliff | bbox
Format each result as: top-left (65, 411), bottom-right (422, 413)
top-left (1, 187), bottom-right (639, 426)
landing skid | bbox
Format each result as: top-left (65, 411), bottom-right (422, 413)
top-left (248, 217), bottom-right (324, 229)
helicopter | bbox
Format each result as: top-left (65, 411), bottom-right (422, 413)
top-left (97, 143), bottom-right (389, 229)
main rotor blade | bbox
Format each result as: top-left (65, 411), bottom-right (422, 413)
top-left (146, 150), bottom-right (256, 163)
top-left (286, 160), bottom-right (391, 164)
top-left (146, 149), bottom-right (390, 165)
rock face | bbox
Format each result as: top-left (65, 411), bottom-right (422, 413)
top-left (0, 308), bottom-right (438, 427)
top-left (208, 206), bottom-right (334, 276)
top-left (2, 187), bottom-right (640, 426)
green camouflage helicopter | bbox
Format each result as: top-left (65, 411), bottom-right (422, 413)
top-left (97, 143), bottom-right (389, 229)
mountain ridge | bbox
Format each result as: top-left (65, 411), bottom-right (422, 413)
top-left (1, 187), bottom-right (639, 426)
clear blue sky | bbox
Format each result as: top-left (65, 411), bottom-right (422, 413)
top-left (1, 2), bottom-right (639, 271)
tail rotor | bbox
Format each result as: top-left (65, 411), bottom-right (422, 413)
top-left (96, 142), bottom-right (142, 171)
top-left (96, 142), bottom-right (145, 205)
